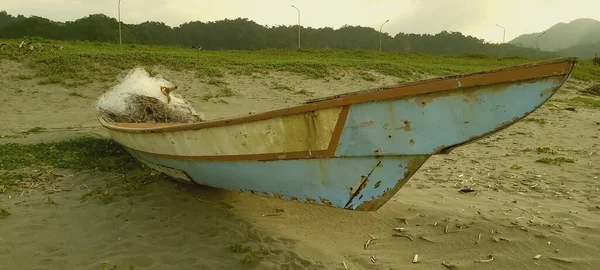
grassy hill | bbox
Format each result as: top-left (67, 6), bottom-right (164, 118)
top-left (509, 18), bottom-right (600, 59)
top-left (509, 18), bottom-right (600, 51)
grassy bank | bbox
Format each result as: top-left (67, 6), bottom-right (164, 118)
top-left (0, 137), bottom-right (157, 195)
top-left (1, 38), bottom-right (598, 88)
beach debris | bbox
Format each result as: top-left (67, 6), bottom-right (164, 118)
top-left (97, 67), bottom-right (205, 124)
top-left (262, 208), bottom-right (285, 217)
top-left (160, 85), bottom-right (177, 103)
top-left (397, 217), bottom-right (409, 226)
top-left (392, 227), bottom-right (406, 232)
top-left (392, 233), bottom-right (414, 241)
top-left (419, 236), bottom-right (436, 243)
top-left (458, 188), bottom-right (476, 193)
top-left (342, 261), bottom-right (348, 269)
top-left (533, 254), bottom-right (542, 260)
top-left (474, 255), bottom-right (495, 263)
top-left (444, 224), bottom-right (449, 234)
top-left (412, 254), bottom-right (419, 263)
top-left (364, 238), bottom-right (374, 249)
top-left (370, 255), bottom-right (377, 263)
top-left (476, 233), bottom-right (482, 244)
top-left (441, 260), bottom-right (456, 269)
top-left (368, 234), bottom-right (377, 240)
top-left (46, 196), bottom-right (57, 205)
top-left (549, 257), bottom-right (572, 263)
top-left (0, 208), bottom-right (11, 217)
top-left (193, 196), bottom-right (217, 205)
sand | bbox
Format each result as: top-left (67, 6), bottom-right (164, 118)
top-left (1, 58), bottom-right (599, 269)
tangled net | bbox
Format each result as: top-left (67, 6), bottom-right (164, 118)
top-left (97, 67), bottom-right (205, 123)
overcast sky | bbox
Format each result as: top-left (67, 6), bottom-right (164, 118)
top-left (3, 0), bottom-right (600, 43)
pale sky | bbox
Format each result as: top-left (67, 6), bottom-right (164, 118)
top-left (3, 0), bottom-right (600, 43)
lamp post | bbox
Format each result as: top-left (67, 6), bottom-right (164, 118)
top-left (495, 24), bottom-right (505, 43)
top-left (379, 19), bottom-right (389, 52)
top-left (536, 31), bottom-right (546, 51)
top-left (118, 0), bottom-right (122, 45)
top-left (291, 5), bottom-right (300, 49)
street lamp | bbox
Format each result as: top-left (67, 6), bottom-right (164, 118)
top-left (118, 0), bottom-right (122, 45)
top-left (536, 31), bottom-right (546, 51)
top-left (379, 19), bottom-right (389, 52)
top-left (495, 24), bottom-right (505, 43)
top-left (291, 5), bottom-right (300, 49)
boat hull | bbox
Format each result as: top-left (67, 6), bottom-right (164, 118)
top-left (128, 149), bottom-right (429, 211)
top-left (100, 58), bottom-right (576, 211)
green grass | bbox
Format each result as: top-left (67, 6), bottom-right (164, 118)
top-left (522, 118), bottom-right (547, 126)
top-left (228, 243), bottom-right (272, 265)
top-left (359, 71), bottom-right (377, 81)
top-left (1, 38), bottom-right (598, 87)
top-left (535, 157), bottom-right (576, 165)
top-left (207, 78), bottom-right (228, 86)
top-left (523, 146), bottom-right (559, 154)
top-left (295, 89), bottom-right (312, 96)
top-left (0, 137), bottom-right (160, 194)
top-left (271, 82), bottom-right (294, 91)
top-left (0, 137), bottom-right (139, 171)
top-left (202, 87), bottom-right (236, 101)
top-left (568, 96), bottom-right (600, 108)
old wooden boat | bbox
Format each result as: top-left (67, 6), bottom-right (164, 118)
top-left (99, 57), bottom-right (577, 211)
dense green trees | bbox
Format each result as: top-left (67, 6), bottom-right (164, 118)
top-left (0, 11), bottom-right (560, 58)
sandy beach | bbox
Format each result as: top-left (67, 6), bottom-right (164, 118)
top-left (1, 58), bottom-right (599, 270)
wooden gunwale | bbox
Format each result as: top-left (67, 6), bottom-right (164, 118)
top-left (99, 57), bottom-right (577, 134)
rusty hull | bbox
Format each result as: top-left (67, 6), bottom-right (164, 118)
top-left (100, 57), bottom-right (576, 211)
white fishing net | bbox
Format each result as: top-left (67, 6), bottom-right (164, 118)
top-left (96, 67), bottom-right (205, 123)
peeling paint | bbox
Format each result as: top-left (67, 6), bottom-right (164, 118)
top-left (352, 156), bottom-right (429, 211)
top-left (414, 96), bottom-right (434, 107)
top-left (539, 86), bottom-right (555, 97)
top-left (334, 76), bottom-right (566, 157)
top-left (463, 91), bottom-right (480, 102)
top-left (360, 120), bottom-right (375, 127)
top-left (319, 197), bottom-right (332, 206)
top-left (108, 106), bottom-right (342, 157)
top-left (402, 120), bottom-right (412, 131)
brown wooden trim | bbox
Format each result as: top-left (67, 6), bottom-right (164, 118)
top-left (123, 105), bottom-right (351, 161)
top-left (324, 105), bottom-right (350, 157)
top-left (99, 57), bottom-right (576, 134)
top-left (128, 146), bottom-right (330, 162)
top-left (306, 57), bottom-right (578, 103)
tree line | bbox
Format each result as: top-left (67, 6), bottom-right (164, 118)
top-left (0, 11), bottom-right (557, 58)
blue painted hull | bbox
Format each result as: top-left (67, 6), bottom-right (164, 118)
top-left (335, 78), bottom-right (564, 156)
top-left (100, 58), bottom-right (576, 211)
top-left (129, 150), bottom-right (429, 210)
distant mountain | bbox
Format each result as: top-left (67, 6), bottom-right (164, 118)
top-left (509, 18), bottom-right (600, 52)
